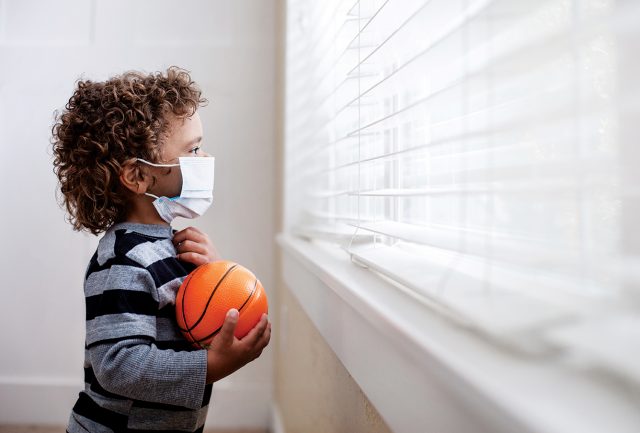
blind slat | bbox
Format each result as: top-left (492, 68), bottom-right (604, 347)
top-left (285, 0), bottom-right (639, 360)
top-left (347, 220), bottom-right (594, 268)
top-left (346, 242), bottom-right (579, 342)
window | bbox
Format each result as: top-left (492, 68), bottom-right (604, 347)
top-left (284, 0), bottom-right (640, 371)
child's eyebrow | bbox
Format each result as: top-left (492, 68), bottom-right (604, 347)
top-left (184, 137), bottom-right (202, 148)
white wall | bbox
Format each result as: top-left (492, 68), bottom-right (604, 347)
top-left (0, 0), bottom-right (276, 427)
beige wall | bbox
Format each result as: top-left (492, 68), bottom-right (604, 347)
top-left (273, 282), bottom-right (394, 433)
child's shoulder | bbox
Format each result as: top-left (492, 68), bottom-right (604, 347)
top-left (85, 223), bottom-right (195, 301)
top-left (94, 222), bottom-right (176, 269)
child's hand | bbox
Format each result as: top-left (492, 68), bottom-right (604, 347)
top-left (172, 226), bottom-right (221, 266)
top-left (205, 309), bottom-right (271, 383)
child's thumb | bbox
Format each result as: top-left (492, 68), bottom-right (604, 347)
top-left (220, 309), bottom-right (239, 342)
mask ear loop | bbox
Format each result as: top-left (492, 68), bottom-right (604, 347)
top-left (136, 158), bottom-right (180, 168)
top-left (136, 158), bottom-right (180, 200)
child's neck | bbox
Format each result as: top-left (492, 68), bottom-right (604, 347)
top-left (125, 195), bottom-right (170, 226)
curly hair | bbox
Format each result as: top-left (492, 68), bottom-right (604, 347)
top-left (51, 66), bottom-right (208, 235)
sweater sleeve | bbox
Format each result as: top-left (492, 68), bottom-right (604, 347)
top-left (89, 337), bottom-right (208, 410)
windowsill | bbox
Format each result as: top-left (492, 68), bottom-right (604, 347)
top-left (277, 233), bottom-right (640, 433)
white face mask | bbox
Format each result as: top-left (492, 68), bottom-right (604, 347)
top-left (137, 156), bottom-right (215, 224)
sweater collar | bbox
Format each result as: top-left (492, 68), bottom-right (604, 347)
top-left (108, 221), bottom-right (174, 238)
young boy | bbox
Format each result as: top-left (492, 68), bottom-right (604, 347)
top-left (51, 66), bottom-right (271, 433)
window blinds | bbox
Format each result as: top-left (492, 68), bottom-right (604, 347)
top-left (284, 0), bottom-right (640, 348)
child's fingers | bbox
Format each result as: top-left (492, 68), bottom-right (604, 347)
top-left (176, 239), bottom-right (208, 256)
top-left (252, 324), bottom-right (271, 360)
top-left (176, 251), bottom-right (209, 266)
top-left (172, 227), bottom-right (206, 247)
top-left (259, 323), bottom-right (271, 349)
top-left (240, 314), bottom-right (269, 347)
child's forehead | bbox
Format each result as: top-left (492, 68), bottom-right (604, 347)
top-left (166, 111), bottom-right (200, 130)
top-left (161, 112), bottom-right (203, 154)
top-left (171, 112), bottom-right (202, 137)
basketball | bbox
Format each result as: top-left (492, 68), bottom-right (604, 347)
top-left (176, 260), bottom-right (268, 349)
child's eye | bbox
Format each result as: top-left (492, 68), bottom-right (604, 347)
top-left (190, 146), bottom-right (201, 155)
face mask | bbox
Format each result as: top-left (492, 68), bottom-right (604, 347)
top-left (137, 156), bottom-right (215, 224)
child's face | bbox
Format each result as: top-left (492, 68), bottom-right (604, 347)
top-left (146, 111), bottom-right (209, 198)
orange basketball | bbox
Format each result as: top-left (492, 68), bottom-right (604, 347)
top-left (175, 260), bottom-right (268, 349)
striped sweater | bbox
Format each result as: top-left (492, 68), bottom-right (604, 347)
top-left (67, 222), bottom-right (212, 433)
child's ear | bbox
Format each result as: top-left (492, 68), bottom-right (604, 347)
top-left (120, 159), bottom-right (150, 194)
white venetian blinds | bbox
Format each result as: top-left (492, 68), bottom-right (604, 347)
top-left (284, 0), bottom-right (640, 339)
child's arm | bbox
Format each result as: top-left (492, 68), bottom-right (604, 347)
top-left (87, 310), bottom-right (271, 409)
top-left (205, 309), bottom-right (272, 383)
top-left (88, 338), bottom-right (209, 409)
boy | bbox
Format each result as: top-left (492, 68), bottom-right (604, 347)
top-left (51, 66), bottom-right (271, 432)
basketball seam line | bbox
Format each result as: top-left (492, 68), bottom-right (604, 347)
top-left (186, 264), bottom-right (239, 334)
top-left (194, 278), bottom-right (259, 345)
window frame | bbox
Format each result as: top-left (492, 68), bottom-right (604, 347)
top-left (278, 233), bottom-right (640, 433)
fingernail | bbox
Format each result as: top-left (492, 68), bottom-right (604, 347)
top-left (228, 309), bottom-right (239, 319)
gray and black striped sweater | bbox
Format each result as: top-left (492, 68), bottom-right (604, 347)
top-left (67, 222), bottom-right (212, 433)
